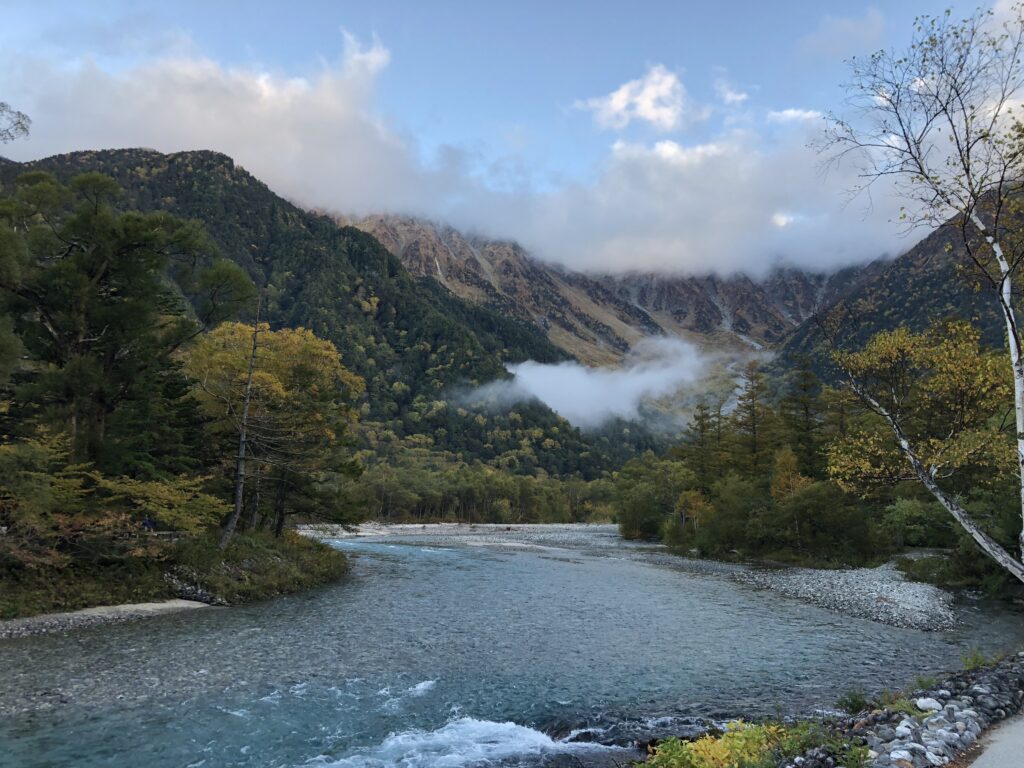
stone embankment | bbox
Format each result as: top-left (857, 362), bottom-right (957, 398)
top-left (784, 652), bottom-right (1024, 768)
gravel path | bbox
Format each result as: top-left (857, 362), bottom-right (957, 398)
top-left (0, 599), bottom-right (209, 641)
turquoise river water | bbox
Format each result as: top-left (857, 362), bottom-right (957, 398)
top-left (0, 524), bottom-right (1021, 767)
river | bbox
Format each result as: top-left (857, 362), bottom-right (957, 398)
top-left (0, 524), bottom-right (1021, 767)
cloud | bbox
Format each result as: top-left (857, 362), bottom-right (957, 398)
top-left (714, 78), bottom-right (749, 105)
top-left (800, 7), bottom-right (885, 59)
top-left (464, 338), bottom-right (711, 429)
top-left (495, 128), bottom-right (904, 276)
top-left (0, 34), bottom-right (907, 278)
top-left (575, 65), bottom-right (702, 131)
top-left (0, 32), bottom-right (465, 216)
top-left (767, 108), bottom-right (823, 123)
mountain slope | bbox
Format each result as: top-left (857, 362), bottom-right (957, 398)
top-left (0, 149), bottom-right (655, 477)
top-left (348, 214), bottom-right (874, 362)
top-left (776, 222), bottom-right (1003, 373)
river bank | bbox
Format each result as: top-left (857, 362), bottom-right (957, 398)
top-left (0, 599), bottom-right (210, 641)
top-left (783, 651), bottom-right (1024, 768)
top-left (0, 531), bottom-right (348, 628)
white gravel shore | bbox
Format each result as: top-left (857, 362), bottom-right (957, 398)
top-left (0, 599), bottom-right (209, 641)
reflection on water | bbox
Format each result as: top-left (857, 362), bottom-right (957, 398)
top-left (0, 525), bottom-right (1020, 768)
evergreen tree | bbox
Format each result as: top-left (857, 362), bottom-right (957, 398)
top-left (0, 172), bottom-right (253, 467)
top-left (779, 360), bottom-right (823, 477)
top-left (729, 362), bottom-right (776, 479)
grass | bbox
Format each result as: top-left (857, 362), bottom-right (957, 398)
top-left (171, 531), bottom-right (348, 604)
top-left (960, 646), bottom-right (1007, 671)
top-left (0, 558), bottom-right (170, 619)
top-left (894, 555), bottom-right (975, 589)
top-left (0, 531), bottom-right (348, 619)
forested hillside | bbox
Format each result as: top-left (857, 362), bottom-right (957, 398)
top-left (776, 223), bottom-right (1003, 374)
top-left (0, 149), bottom-right (657, 478)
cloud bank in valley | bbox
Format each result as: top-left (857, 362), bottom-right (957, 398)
top-left (0, 25), bottom-right (908, 278)
top-left (466, 338), bottom-right (711, 429)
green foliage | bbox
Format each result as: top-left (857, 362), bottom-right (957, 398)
top-left (0, 170), bottom-right (254, 468)
top-left (836, 688), bottom-right (870, 714)
top-left (170, 532), bottom-right (348, 604)
top-left (614, 453), bottom-right (696, 539)
top-left (649, 720), bottom-right (869, 768)
top-left (648, 722), bottom-right (784, 768)
top-left (961, 647), bottom-right (995, 671)
top-left (89, 474), bottom-right (229, 534)
top-left (880, 498), bottom-right (952, 548)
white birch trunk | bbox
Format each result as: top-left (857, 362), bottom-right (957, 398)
top-left (970, 212), bottom-right (1024, 559)
top-left (850, 381), bottom-right (1024, 583)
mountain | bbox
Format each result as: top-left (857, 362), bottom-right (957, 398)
top-left (775, 222), bottom-right (1003, 373)
top-left (346, 215), bottom-right (875, 363)
top-left (349, 214), bottom-right (1012, 381)
top-left (0, 148), bottom-right (659, 477)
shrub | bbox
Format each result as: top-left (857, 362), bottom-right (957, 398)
top-left (648, 721), bottom-right (783, 768)
top-left (836, 688), bottom-right (870, 714)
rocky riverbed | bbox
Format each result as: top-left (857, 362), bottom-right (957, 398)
top-left (735, 563), bottom-right (957, 632)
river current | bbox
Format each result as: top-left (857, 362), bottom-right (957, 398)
top-left (1, 524), bottom-right (1021, 767)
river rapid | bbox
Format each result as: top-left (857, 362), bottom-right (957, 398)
top-left (1, 524), bottom-right (1021, 768)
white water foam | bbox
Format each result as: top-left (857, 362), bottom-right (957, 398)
top-left (304, 716), bottom-right (622, 767)
top-left (406, 680), bottom-right (436, 696)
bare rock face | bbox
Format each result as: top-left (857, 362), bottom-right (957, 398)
top-left (346, 214), bottom-right (866, 364)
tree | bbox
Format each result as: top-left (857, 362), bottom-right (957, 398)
top-left (0, 172), bottom-right (254, 465)
top-left (184, 321), bottom-right (365, 547)
top-left (779, 361), bottom-right (823, 477)
top-left (673, 400), bottom-right (725, 493)
top-left (828, 321), bottom-right (1023, 579)
top-left (822, 4), bottom-right (1024, 580)
top-left (729, 362), bottom-right (776, 477)
top-left (0, 102), bottom-right (29, 144)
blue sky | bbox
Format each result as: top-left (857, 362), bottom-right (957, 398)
top-left (0, 1), bottom-right (990, 274)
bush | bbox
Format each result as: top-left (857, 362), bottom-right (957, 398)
top-left (171, 531), bottom-right (348, 604)
top-left (649, 722), bottom-right (784, 768)
top-left (836, 688), bottom-right (870, 714)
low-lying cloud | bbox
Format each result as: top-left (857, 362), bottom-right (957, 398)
top-left (465, 338), bottom-right (711, 429)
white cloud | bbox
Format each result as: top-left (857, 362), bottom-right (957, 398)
top-left (0, 32), bottom-right (463, 216)
top-left (767, 108), bottom-right (823, 123)
top-left (497, 126), bottom-right (904, 276)
top-left (575, 65), bottom-right (700, 131)
top-left (714, 78), bottom-right (749, 105)
top-left (466, 338), bottom-right (710, 429)
top-left (800, 7), bottom-right (885, 59)
top-left (0, 35), bottom-right (906, 279)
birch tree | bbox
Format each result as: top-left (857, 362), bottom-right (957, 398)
top-left (821, 4), bottom-right (1024, 580)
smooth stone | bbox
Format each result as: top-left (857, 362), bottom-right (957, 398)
top-left (917, 697), bottom-right (943, 711)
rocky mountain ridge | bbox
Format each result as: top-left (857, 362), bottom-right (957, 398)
top-left (346, 214), bottom-right (887, 364)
